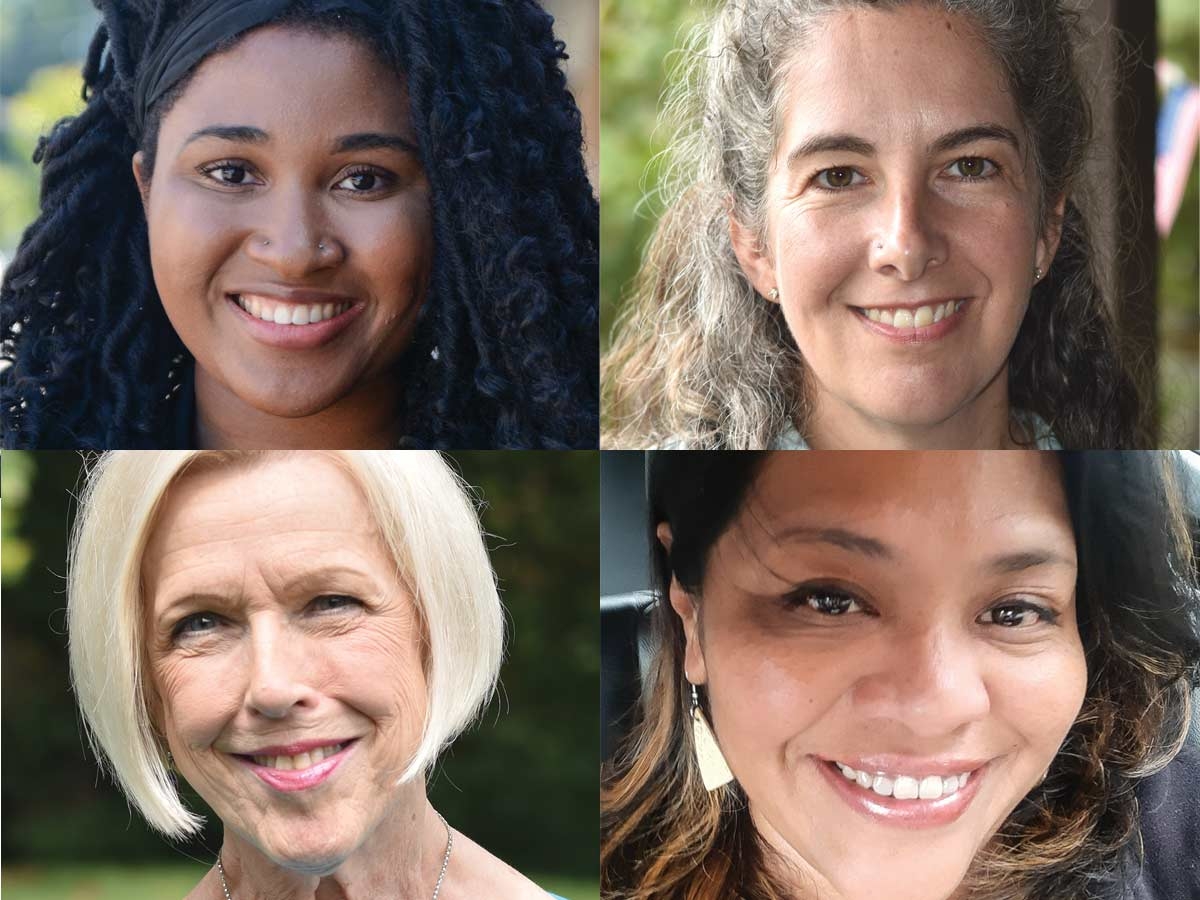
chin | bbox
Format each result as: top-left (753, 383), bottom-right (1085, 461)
top-left (826, 858), bottom-right (970, 900)
top-left (232, 379), bottom-right (352, 419)
top-left (258, 830), bottom-right (355, 876)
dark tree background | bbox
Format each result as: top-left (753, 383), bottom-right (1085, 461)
top-left (0, 450), bottom-right (599, 879)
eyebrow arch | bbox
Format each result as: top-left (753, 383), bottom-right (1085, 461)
top-left (986, 549), bottom-right (1075, 575)
top-left (929, 123), bottom-right (1020, 156)
top-left (183, 124), bottom-right (419, 156)
top-left (785, 122), bottom-right (1021, 170)
top-left (769, 525), bottom-right (895, 560)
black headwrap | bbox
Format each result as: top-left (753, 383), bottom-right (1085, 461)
top-left (133, 0), bottom-right (380, 136)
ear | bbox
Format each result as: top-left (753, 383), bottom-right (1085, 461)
top-left (728, 209), bottom-right (778, 304)
top-left (1035, 193), bottom-right (1067, 277)
top-left (657, 522), bottom-right (708, 685)
top-left (131, 151), bottom-right (150, 210)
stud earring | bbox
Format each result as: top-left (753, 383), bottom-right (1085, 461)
top-left (690, 682), bottom-right (734, 791)
top-left (1033, 266), bottom-right (1043, 281)
top-left (767, 287), bottom-right (780, 302)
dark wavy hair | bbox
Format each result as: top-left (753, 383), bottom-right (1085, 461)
top-left (601, 0), bottom-right (1148, 449)
top-left (603, 451), bottom-right (1200, 900)
top-left (1, 0), bottom-right (598, 449)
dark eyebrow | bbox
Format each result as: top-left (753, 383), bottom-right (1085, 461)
top-left (929, 123), bottom-right (1020, 156)
top-left (333, 132), bottom-right (420, 156)
top-left (786, 133), bottom-right (876, 169)
top-left (182, 126), bottom-right (419, 157)
top-left (986, 549), bottom-right (1075, 575)
top-left (785, 122), bottom-right (1021, 171)
top-left (769, 525), bottom-right (895, 560)
top-left (183, 124), bottom-right (269, 147)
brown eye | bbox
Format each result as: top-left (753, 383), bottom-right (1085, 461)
top-left (816, 167), bottom-right (858, 189)
top-left (785, 588), bottom-right (863, 616)
top-left (949, 157), bottom-right (995, 179)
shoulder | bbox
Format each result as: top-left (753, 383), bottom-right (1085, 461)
top-left (442, 828), bottom-right (552, 900)
top-left (1122, 741), bottom-right (1200, 899)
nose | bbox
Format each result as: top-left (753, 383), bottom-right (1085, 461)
top-left (854, 625), bottom-right (991, 738)
top-left (243, 184), bottom-right (344, 278)
top-left (867, 185), bottom-right (948, 281)
top-left (243, 617), bottom-right (317, 720)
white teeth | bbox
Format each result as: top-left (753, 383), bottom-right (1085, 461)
top-left (918, 775), bottom-right (943, 800)
top-left (893, 775), bottom-right (920, 799)
top-left (833, 761), bottom-right (975, 801)
top-left (862, 300), bottom-right (966, 329)
top-left (251, 742), bottom-right (345, 770)
top-left (234, 294), bottom-right (351, 326)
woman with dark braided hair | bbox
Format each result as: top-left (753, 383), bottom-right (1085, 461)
top-left (1, 0), bottom-right (598, 449)
top-left (602, 0), bottom-right (1147, 450)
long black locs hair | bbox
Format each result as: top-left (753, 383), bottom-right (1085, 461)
top-left (0, 0), bottom-right (599, 449)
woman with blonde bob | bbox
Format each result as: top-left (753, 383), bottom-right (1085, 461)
top-left (602, 451), bottom-right (1200, 900)
top-left (603, 0), bottom-right (1146, 449)
top-left (68, 450), bottom-right (564, 900)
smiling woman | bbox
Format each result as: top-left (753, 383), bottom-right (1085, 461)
top-left (67, 450), bottom-right (568, 900)
top-left (601, 0), bottom-right (1144, 450)
top-left (601, 451), bottom-right (1200, 900)
top-left (1, 0), bottom-right (598, 449)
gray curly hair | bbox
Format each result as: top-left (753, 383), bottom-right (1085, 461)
top-left (602, 0), bottom-right (1145, 449)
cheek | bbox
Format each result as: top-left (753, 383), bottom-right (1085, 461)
top-left (706, 633), bottom-right (844, 763)
top-left (339, 625), bottom-right (429, 738)
top-left (992, 642), bottom-right (1087, 757)
top-left (154, 655), bottom-right (242, 751)
top-left (149, 188), bottom-right (240, 294)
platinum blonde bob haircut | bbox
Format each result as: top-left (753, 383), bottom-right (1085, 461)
top-left (67, 450), bottom-right (504, 838)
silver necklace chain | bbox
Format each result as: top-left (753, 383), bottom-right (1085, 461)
top-left (217, 811), bottom-right (453, 900)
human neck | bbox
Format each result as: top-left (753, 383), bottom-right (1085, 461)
top-left (804, 369), bottom-right (1020, 450)
top-left (210, 794), bottom-right (449, 900)
top-left (194, 368), bottom-right (401, 449)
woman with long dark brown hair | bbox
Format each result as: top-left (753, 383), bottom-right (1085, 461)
top-left (602, 451), bottom-right (1200, 899)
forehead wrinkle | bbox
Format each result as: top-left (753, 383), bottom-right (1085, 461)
top-left (785, 7), bottom-right (1020, 157)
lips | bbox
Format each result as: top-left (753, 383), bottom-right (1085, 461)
top-left (224, 292), bottom-right (364, 350)
top-left (851, 298), bottom-right (971, 343)
top-left (815, 755), bottom-right (990, 828)
top-left (855, 300), bottom-right (966, 330)
top-left (232, 293), bottom-right (353, 326)
top-left (233, 738), bottom-right (357, 793)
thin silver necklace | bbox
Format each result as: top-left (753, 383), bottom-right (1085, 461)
top-left (217, 811), bottom-right (453, 900)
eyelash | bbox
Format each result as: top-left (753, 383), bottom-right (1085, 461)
top-left (782, 586), bottom-right (1059, 629)
top-left (809, 156), bottom-right (1001, 192)
top-left (170, 595), bottom-right (363, 640)
top-left (195, 160), bottom-right (394, 194)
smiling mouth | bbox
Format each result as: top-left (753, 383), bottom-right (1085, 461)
top-left (229, 293), bottom-right (354, 326)
top-left (830, 760), bottom-right (974, 800)
top-left (234, 739), bottom-right (355, 772)
top-left (854, 300), bottom-right (966, 330)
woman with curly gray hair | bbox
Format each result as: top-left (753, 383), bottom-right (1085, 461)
top-left (602, 0), bottom-right (1145, 450)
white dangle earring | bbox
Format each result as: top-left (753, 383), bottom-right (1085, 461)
top-left (690, 682), bottom-right (734, 791)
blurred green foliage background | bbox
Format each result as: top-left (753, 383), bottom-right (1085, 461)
top-left (600, 0), bottom-right (1199, 447)
top-left (0, 451), bottom-right (599, 898)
